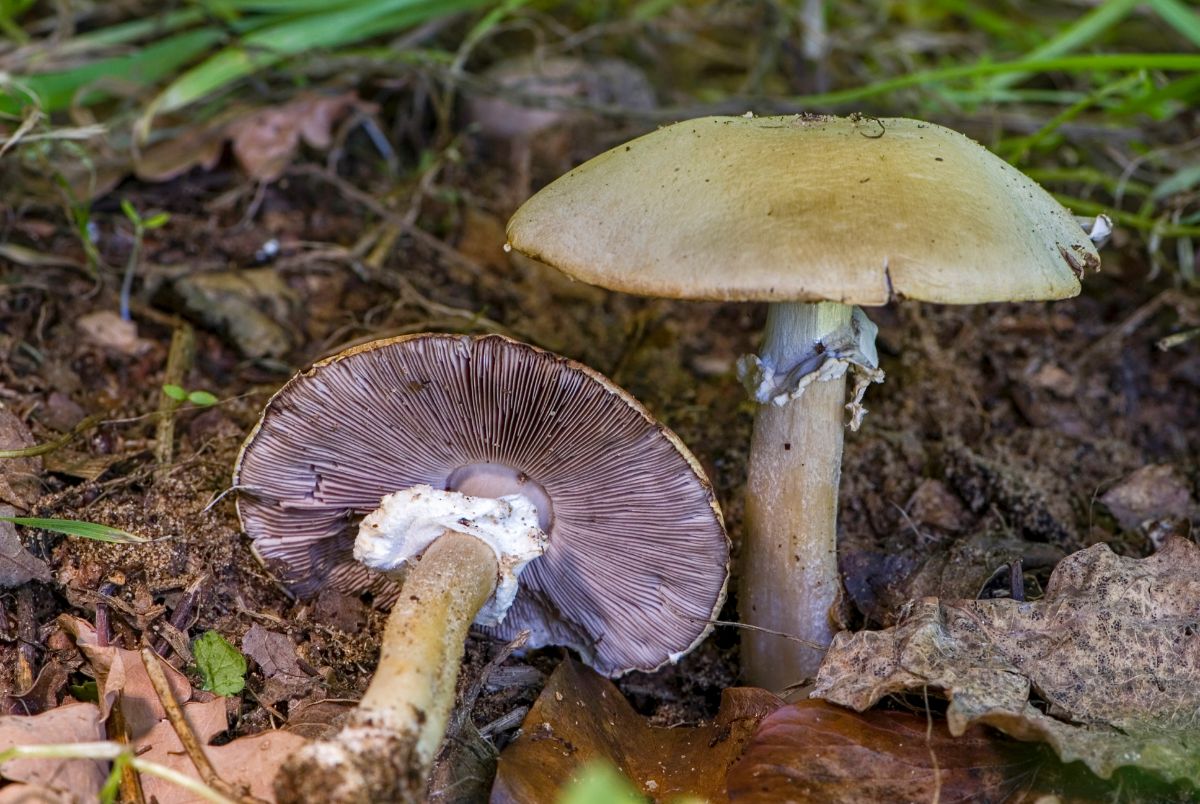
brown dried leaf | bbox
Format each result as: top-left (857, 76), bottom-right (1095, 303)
top-left (59, 616), bottom-right (192, 737)
top-left (1100, 464), bottom-right (1196, 531)
top-left (76, 311), bottom-right (153, 357)
top-left (0, 405), bottom-right (42, 510)
top-left (133, 697), bottom-right (306, 804)
top-left (227, 94), bottom-right (362, 181)
top-left (727, 700), bottom-right (1038, 803)
top-left (0, 507), bottom-right (51, 588)
top-left (135, 94), bottom-right (367, 184)
top-left (491, 659), bottom-right (782, 803)
top-left (0, 703), bottom-right (106, 797)
top-left (813, 536), bottom-right (1200, 785)
top-left (242, 624), bottom-right (304, 680)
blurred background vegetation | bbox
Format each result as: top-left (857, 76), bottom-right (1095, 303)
top-left (1, 0), bottom-right (1198, 279)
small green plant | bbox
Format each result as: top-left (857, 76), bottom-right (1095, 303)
top-left (193, 630), bottom-right (247, 696)
top-left (162, 384), bottom-right (218, 407)
top-left (119, 199), bottom-right (170, 322)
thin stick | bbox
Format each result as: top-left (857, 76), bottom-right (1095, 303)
top-left (138, 648), bottom-right (268, 804)
top-left (154, 324), bottom-right (195, 473)
top-left (0, 743), bottom-right (236, 804)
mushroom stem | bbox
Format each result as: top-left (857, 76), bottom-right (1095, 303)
top-left (740, 301), bottom-right (853, 690)
top-left (277, 529), bottom-right (498, 804)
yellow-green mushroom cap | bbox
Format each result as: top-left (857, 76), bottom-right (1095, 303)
top-left (506, 115), bottom-right (1098, 306)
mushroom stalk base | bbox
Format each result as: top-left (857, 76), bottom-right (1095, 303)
top-left (276, 529), bottom-right (498, 804)
top-left (740, 301), bottom-right (856, 691)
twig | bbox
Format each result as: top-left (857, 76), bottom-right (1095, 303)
top-left (0, 413), bottom-right (102, 459)
top-left (108, 692), bottom-right (148, 804)
top-left (0, 743), bottom-right (237, 804)
top-left (15, 586), bottom-right (37, 692)
top-left (1072, 289), bottom-right (1178, 369)
top-left (138, 648), bottom-right (269, 804)
top-left (287, 163), bottom-right (486, 278)
top-left (154, 324), bottom-right (195, 475)
top-left (151, 574), bottom-right (207, 657)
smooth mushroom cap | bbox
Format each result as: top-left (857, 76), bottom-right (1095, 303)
top-left (234, 334), bottom-right (729, 677)
top-left (506, 115), bottom-right (1098, 305)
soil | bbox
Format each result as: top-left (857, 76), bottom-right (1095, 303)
top-left (1, 98), bottom-right (1197, 797)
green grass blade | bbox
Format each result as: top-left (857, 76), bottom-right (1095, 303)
top-left (0, 516), bottom-right (148, 544)
top-left (1147, 0), bottom-right (1200, 48)
top-left (985, 0), bottom-right (1142, 91)
top-left (56, 9), bottom-right (208, 53)
top-left (1, 28), bottom-right (224, 115)
top-left (787, 53), bottom-right (1200, 109)
top-left (145, 0), bottom-right (492, 121)
top-left (1152, 164), bottom-right (1200, 200)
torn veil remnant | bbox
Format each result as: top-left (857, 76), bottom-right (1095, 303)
top-left (234, 333), bottom-right (729, 802)
top-left (506, 114), bottom-right (1101, 690)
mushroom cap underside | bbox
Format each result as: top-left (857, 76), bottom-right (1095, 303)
top-left (234, 333), bottom-right (729, 677)
top-left (506, 115), bottom-right (1098, 305)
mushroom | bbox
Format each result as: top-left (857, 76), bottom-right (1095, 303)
top-left (505, 114), bottom-right (1100, 689)
top-left (233, 333), bottom-right (728, 801)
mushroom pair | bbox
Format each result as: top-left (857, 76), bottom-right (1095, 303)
top-left (234, 333), bottom-right (729, 802)
top-left (505, 114), bottom-right (1102, 689)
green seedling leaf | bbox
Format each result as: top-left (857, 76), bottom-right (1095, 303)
top-left (70, 681), bottom-right (99, 702)
top-left (186, 390), bottom-right (218, 406)
top-left (120, 199), bottom-right (139, 224)
top-left (193, 630), bottom-right (247, 696)
top-left (0, 517), bottom-right (148, 544)
top-left (162, 384), bottom-right (188, 401)
top-left (142, 212), bottom-right (171, 229)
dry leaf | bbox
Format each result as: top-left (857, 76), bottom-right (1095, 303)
top-left (727, 700), bottom-right (1038, 803)
top-left (0, 703), bottom-right (107, 798)
top-left (171, 269), bottom-right (295, 359)
top-left (491, 659), bottom-right (781, 803)
top-left (76, 311), bottom-right (153, 357)
top-left (813, 536), bottom-right (1200, 785)
top-left (0, 506), bottom-right (52, 588)
top-left (134, 697), bottom-right (306, 804)
top-left (226, 94), bottom-right (362, 181)
top-left (242, 624), bottom-right (304, 680)
top-left (0, 783), bottom-right (75, 802)
top-left (59, 616), bottom-right (192, 737)
top-left (0, 405), bottom-right (42, 509)
top-left (135, 94), bottom-right (368, 183)
top-left (1100, 465), bottom-right (1195, 531)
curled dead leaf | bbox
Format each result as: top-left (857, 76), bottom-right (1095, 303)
top-left (727, 700), bottom-right (1039, 803)
top-left (491, 659), bottom-right (781, 803)
top-left (58, 616), bottom-right (192, 737)
top-left (0, 703), bottom-right (107, 798)
top-left (814, 536), bottom-right (1200, 786)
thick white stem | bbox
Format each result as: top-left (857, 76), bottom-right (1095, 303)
top-left (277, 529), bottom-right (498, 803)
top-left (740, 301), bottom-right (852, 690)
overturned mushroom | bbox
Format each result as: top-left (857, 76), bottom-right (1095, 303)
top-left (506, 114), bottom-right (1100, 689)
top-left (234, 333), bottom-right (728, 801)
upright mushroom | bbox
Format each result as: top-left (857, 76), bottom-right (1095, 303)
top-left (234, 333), bottom-right (728, 801)
top-left (505, 114), bottom-right (1101, 690)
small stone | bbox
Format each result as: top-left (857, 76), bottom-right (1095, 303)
top-left (1101, 464), bottom-right (1195, 531)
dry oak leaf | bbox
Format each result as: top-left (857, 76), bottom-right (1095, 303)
top-left (813, 536), bottom-right (1200, 786)
top-left (134, 696), bottom-right (306, 804)
top-left (58, 616), bottom-right (193, 737)
top-left (135, 93), bottom-right (369, 183)
top-left (491, 659), bottom-right (782, 803)
top-left (726, 700), bottom-right (1039, 803)
top-left (0, 405), bottom-right (42, 510)
top-left (0, 702), bottom-right (107, 800)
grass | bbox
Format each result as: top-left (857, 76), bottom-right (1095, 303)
top-left (0, 0), bottom-right (1198, 278)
